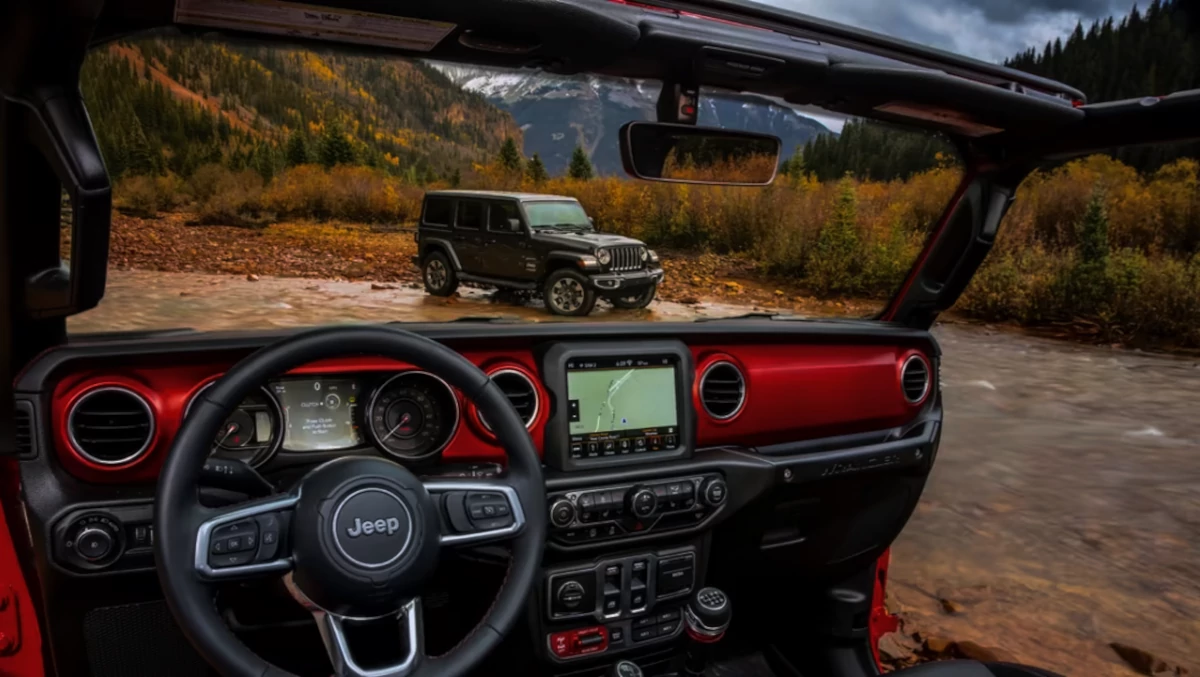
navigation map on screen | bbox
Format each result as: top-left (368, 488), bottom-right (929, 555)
top-left (566, 358), bottom-right (679, 458)
top-left (568, 366), bottom-right (677, 435)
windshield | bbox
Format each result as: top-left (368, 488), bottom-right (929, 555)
top-left (525, 202), bottom-right (592, 230)
top-left (68, 31), bottom-right (963, 333)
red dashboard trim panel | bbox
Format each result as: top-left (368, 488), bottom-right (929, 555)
top-left (50, 344), bottom-right (931, 484)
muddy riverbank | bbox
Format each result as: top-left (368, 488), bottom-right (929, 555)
top-left (68, 270), bottom-right (1200, 677)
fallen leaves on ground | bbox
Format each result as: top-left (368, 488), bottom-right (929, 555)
top-left (110, 213), bottom-right (882, 316)
top-left (110, 213), bottom-right (422, 285)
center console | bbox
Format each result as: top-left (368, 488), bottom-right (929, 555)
top-left (534, 340), bottom-right (725, 671)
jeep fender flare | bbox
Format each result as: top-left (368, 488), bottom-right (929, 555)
top-left (540, 251), bottom-right (593, 282)
top-left (422, 238), bottom-right (464, 270)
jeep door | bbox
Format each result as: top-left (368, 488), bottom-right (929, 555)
top-left (486, 201), bottom-right (536, 280)
top-left (452, 199), bottom-right (487, 272)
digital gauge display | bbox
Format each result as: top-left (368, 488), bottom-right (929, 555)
top-left (274, 378), bottom-right (362, 451)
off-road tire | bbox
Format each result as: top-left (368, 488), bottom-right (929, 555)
top-left (544, 269), bottom-right (597, 316)
top-left (423, 251), bottom-right (459, 297)
top-left (611, 285), bottom-right (657, 309)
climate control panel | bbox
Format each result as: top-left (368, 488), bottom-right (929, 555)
top-left (546, 474), bottom-right (727, 546)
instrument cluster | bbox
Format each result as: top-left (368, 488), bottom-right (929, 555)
top-left (185, 371), bottom-right (460, 467)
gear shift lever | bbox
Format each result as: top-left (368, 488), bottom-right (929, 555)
top-left (683, 586), bottom-right (731, 675)
top-left (608, 659), bottom-right (644, 677)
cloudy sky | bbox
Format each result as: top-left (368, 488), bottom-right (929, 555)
top-left (760, 0), bottom-right (1129, 63)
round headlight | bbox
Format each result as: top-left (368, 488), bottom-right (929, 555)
top-left (640, 247), bottom-right (649, 261)
top-left (596, 249), bottom-right (612, 265)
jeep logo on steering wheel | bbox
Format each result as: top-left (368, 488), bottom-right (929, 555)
top-left (331, 487), bottom-right (414, 568)
top-left (345, 516), bottom-right (402, 538)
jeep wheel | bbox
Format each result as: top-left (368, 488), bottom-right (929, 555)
top-left (423, 251), bottom-right (458, 297)
top-left (544, 269), bottom-right (596, 316)
top-left (612, 285), bottom-right (657, 309)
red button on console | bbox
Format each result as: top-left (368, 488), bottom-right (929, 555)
top-left (548, 626), bottom-right (610, 658)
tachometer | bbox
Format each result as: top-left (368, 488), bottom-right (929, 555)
top-left (185, 385), bottom-right (283, 467)
top-left (367, 372), bottom-right (459, 460)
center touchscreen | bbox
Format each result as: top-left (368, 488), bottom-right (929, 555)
top-left (273, 378), bottom-right (363, 451)
top-left (566, 355), bottom-right (680, 458)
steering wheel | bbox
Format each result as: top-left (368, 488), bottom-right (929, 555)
top-left (154, 326), bottom-right (547, 677)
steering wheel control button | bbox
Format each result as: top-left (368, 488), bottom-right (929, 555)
top-left (331, 488), bottom-right (414, 569)
top-left (254, 512), bottom-right (284, 562)
top-left (464, 491), bottom-right (514, 532)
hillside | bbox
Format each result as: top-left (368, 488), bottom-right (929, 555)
top-left (81, 34), bottom-right (521, 180)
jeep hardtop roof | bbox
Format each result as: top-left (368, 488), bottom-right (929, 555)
top-left (424, 190), bottom-right (581, 203)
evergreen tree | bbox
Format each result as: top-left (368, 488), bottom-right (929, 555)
top-left (450, 167), bottom-right (462, 188)
top-left (285, 131), bottom-right (310, 166)
top-left (126, 114), bottom-right (159, 176)
top-left (568, 145), bottom-right (594, 180)
top-left (319, 122), bottom-right (356, 168)
top-left (807, 178), bottom-right (861, 296)
top-left (252, 143), bottom-right (280, 181)
top-left (526, 153), bottom-right (549, 183)
top-left (1077, 190), bottom-right (1110, 265)
top-left (498, 137), bottom-right (522, 172)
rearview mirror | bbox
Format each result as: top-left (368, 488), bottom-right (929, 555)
top-left (508, 218), bottom-right (522, 232)
top-left (619, 122), bottom-right (781, 186)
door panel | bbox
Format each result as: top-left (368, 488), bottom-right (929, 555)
top-left (452, 199), bottom-right (486, 272)
top-left (485, 202), bottom-right (535, 280)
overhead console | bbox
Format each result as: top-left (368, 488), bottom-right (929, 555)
top-left (540, 340), bottom-right (695, 471)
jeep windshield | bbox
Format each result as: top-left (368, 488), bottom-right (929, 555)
top-left (65, 30), bottom-right (964, 333)
top-left (525, 203), bottom-right (593, 231)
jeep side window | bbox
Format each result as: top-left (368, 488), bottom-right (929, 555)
top-left (488, 202), bottom-right (522, 233)
top-left (455, 200), bottom-right (484, 230)
top-left (424, 197), bottom-right (451, 226)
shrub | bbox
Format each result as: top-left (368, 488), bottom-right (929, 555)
top-left (115, 174), bottom-right (181, 217)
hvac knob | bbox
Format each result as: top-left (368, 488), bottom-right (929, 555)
top-left (549, 497), bottom-right (577, 528)
top-left (626, 485), bottom-right (657, 518)
top-left (700, 478), bottom-right (727, 507)
top-left (75, 526), bottom-right (115, 562)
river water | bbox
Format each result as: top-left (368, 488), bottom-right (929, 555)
top-left (69, 271), bottom-right (1200, 676)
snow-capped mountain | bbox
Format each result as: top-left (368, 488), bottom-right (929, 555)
top-left (432, 64), bottom-right (833, 175)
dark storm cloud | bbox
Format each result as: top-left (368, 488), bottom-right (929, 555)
top-left (966, 0), bottom-right (1125, 24)
top-left (762, 0), bottom-right (1127, 61)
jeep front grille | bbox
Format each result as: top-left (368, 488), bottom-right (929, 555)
top-left (607, 246), bottom-right (644, 272)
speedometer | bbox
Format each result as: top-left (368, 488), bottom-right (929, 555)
top-left (185, 384), bottom-right (283, 467)
top-left (367, 372), bottom-right (459, 460)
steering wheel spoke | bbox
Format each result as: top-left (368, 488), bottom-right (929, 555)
top-left (424, 479), bottom-right (526, 546)
top-left (311, 598), bottom-right (425, 677)
top-left (194, 493), bottom-right (298, 581)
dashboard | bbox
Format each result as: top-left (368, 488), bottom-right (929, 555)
top-left (42, 335), bottom-right (933, 485)
top-left (11, 321), bottom-right (944, 675)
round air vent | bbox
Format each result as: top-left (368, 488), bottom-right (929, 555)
top-left (480, 369), bottom-right (539, 431)
top-left (700, 361), bottom-right (745, 420)
top-left (901, 355), bottom-right (931, 404)
top-left (68, 387), bottom-right (155, 465)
